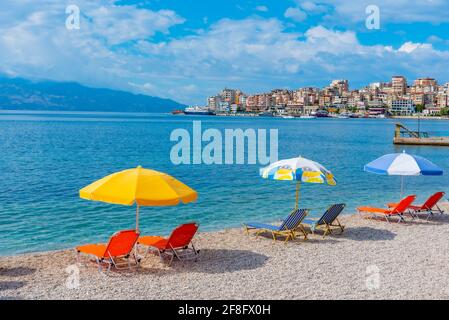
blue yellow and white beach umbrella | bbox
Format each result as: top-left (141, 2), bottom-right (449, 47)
top-left (260, 156), bottom-right (336, 209)
top-left (364, 151), bottom-right (443, 197)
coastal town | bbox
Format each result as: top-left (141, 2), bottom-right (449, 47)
top-left (179, 76), bottom-right (449, 118)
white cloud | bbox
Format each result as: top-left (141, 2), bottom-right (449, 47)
top-left (88, 6), bottom-right (185, 45)
top-left (426, 35), bottom-right (449, 45)
top-left (255, 5), bottom-right (268, 12)
top-left (0, 1), bottom-right (448, 104)
top-left (128, 82), bottom-right (156, 94)
top-left (299, 1), bottom-right (328, 13)
top-left (284, 7), bottom-right (307, 22)
top-left (397, 42), bottom-right (433, 53)
top-left (136, 18), bottom-right (448, 93)
top-left (314, 0), bottom-right (449, 24)
top-left (427, 35), bottom-right (442, 43)
top-left (0, 0), bottom-right (185, 97)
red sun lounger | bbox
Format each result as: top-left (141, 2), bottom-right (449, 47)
top-left (77, 229), bottom-right (140, 271)
top-left (357, 195), bottom-right (416, 223)
top-left (387, 191), bottom-right (445, 220)
top-left (138, 223), bottom-right (200, 266)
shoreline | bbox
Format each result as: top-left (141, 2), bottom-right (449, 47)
top-left (0, 204), bottom-right (446, 259)
top-left (1, 109), bottom-right (448, 121)
top-left (0, 207), bottom-right (414, 258)
top-left (2, 207), bottom-right (449, 299)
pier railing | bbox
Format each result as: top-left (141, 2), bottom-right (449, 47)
top-left (394, 123), bottom-right (429, 139)
top-left (394, 123), bottom-right (449, 146)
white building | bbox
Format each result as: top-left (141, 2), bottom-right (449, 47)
top-left (391, 99), bottom-right (415, 115)
top-left (220, 88), bottom-right (237, 103)
top-left (207, 95), bottom-right (221, 111)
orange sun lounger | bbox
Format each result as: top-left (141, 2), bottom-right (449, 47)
top-left (357, 195), bottom-right (416, 223)
top-left (387, 191), bottom-right (445, 221)
top-left (76, 229), bottom-right (140, 271)
top-left (138, 223), bottom-right (200, 266)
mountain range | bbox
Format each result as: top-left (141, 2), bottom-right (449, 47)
top-left (0, 77), bottom-right (186, 113)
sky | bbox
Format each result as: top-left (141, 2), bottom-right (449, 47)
top-left (1, 0), bottom-right (449, 105)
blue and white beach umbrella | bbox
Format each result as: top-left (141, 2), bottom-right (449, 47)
top-left (364, 151), bottom-right (443, 197)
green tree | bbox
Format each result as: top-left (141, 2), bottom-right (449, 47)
top-left (415, 104), bottom-right (425, 113)
top-left (440, 107), bottom-right (449, 116)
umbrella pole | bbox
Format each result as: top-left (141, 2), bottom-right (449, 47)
top-left (400, 176), bottom-right (404, 199)
top-left (136, 204), bottom-right (140, 231)
top-left (295, 181), bottom-right (300, 210)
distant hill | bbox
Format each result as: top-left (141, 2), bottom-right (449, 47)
top-left (0, 77), bottom-right (186, 112)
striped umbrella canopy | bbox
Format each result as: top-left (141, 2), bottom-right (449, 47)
top-left (260, 156), bottom-right (336, 209)
top-left (364, 151), bottom-right (443, 197)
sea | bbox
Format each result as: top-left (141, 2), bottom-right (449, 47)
top-left (0, 110), bottom-right (448, 255)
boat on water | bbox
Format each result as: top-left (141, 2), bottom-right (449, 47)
top-left (393, 122), bottom-right (449, 146)
top-left (337, 111), bottom-right (351, 119)
top-left (259, 111), bottom-right (275, 117)
top-left (184, 106), bottom-right (215, 115)
top-left (315, 110), bottom-right (329, 118)
top-left (299, 115), bottom-right (316, 119)
top-left (171, 109), bottom-right (185, 115)
top-left (281, 115), bottom-right (295, 119)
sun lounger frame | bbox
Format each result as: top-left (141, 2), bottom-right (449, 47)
top-left (358, 195), bottom-right (416, 223)
top-left (76, 230), bottom-right (140, 272)
top-left (145, 242), bottom-right (200, 266)
top-left (304, 203), bottom-right (346, 238)
top-left (139, 222), bottom-right (200, 266)
top-left (410, 192), bottom-right (445, 221)
top-left (243, 208), bottom-right (309, 243)
top-left (77, 251), bottom-right (140, 272)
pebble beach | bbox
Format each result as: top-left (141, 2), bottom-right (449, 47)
top-left (1, 206), bottom-right (449, 300)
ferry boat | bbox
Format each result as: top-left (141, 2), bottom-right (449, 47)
top-left (184, 106), bottom-right (215, 115)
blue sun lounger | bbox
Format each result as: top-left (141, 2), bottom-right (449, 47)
top-left (303, 203), bottom-right (346, 238)
top-left (243, 208), bottom-right (309, 243)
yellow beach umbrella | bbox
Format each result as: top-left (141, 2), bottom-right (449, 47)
top-left (79, 166), bottom-right (197, 230)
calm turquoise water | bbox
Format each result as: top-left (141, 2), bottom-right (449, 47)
top-left (1, 111), bottom-right (448, 255)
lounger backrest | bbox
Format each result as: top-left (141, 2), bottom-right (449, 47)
top-left (166, 223), bottom-right (199, 249)
top-left (104, 229), bottom-right (140, 258)
top-left (317, 204), bottom-right (345, 226)
top-left (279, 209), bottom-right (308, 231)
top-left (392, 195), bottom-right (416, 213)
top-left (421, 191), bottom-right (445, 210)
